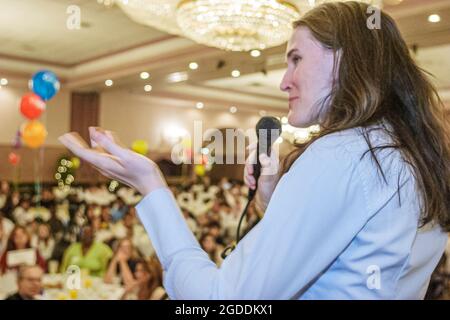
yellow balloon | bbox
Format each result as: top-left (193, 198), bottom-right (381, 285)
top-left (71, 157), bottom-right (81, 169)
top-left (194, 164), bottom-right (206, 177)
top-left (21, 120), bottom-right (47, 149)
top-left (132, 140), bottom-right (149, 155)
top-left (181, 138), bottom-right (191, 148)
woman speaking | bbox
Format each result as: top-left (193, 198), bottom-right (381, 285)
top-left (59, 1), bottom-right (450, 299)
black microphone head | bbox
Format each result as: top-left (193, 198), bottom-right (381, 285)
top-left (256, 116), bottom-right (282, 132)
top-left (248, 116), bottom-right (282, 200)
top-left (255, 116), bottom-right (282, 148)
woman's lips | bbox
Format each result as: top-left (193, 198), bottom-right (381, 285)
top-left (288, 97), bottom-right (298, 109)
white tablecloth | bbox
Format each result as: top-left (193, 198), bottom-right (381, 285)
top-left (0, 273), bottom-right (125, 300)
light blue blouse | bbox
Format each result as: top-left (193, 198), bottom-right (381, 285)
top-left (135, 126), bottom-right (447, 299)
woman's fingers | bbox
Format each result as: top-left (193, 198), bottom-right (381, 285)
top-left (247, 142), bottom-right (257, 152)
top-left (259, 148), bottom-right (280, 176)
top-left (90, 126), bottom-right (127, 149)
top-left (58, 133), bottom-right (124, 174)
top-left (88, 127), bottom-right (104, 150)
top-left (106, 130), bottom-right (127, 149)
top-left (90, 129), bottom-right (129, 160)
top-left (58, 132), bottom-right (88, 156)
top-left (244, 173), bottom-right (256, 189)
top-left (245, 161), bottom-right (254, 176)
top-left (244, 144), bottom-right (261, 188)
top-left (245, 148), bottom-right (257, 173)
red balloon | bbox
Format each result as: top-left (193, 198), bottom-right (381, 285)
top-left (20, 93), bottom-right (46, 120)
top-left (8, 152), bottom-right (20, 165)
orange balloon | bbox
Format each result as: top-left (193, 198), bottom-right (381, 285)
top-left (21, 121), bottom-right (47, 148)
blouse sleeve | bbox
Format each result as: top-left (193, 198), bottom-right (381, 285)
top-left (135, 137), bottom-right (376, 299)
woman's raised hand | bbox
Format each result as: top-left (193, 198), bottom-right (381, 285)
top-left (58, 127), bottom-right (167, 196)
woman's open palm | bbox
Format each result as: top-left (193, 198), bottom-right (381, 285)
top-left (58, 127), bottom-right (167, 196)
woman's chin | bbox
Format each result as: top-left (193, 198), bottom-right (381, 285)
top-left (288, 113), bottom-right (313, 128)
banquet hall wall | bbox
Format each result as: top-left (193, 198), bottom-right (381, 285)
top-left (0, 85), bottom-right (283, 183)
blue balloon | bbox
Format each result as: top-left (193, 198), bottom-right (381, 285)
top-left (31, 70), bottom-right (60, 101)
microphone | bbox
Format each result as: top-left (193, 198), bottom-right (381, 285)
top-left (248, 116), bottom-right (282, 201)
top-left (221, 116), bottom-right (282, 259)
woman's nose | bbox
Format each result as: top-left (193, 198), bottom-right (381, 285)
top-left (280, 71), bottom-right (291, 92)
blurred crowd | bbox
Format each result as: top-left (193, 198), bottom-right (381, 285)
top-left (4, 176), bottom-right (447, 300)
top-left (0, 177), bottom-right (259, 300)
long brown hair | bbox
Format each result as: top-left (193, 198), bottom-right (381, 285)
top-left (136, 256), bottom-right (163, 299)
top-left (6, 226), bottom-right (31, 251)
top-left (282, 1), bottom-right (450, 230)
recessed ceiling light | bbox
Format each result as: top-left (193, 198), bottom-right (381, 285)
top-left (105, 79), bottom-right (113, 87)
top-left (98, 0), bottom-right (114, 6)
top-left (250, 49), bottom-right (261, 58)
top-left (428, 14), bottom-right (441, 23)
top-left (231, 70), bottom-right (240, 78)
top-left (167, 72), bottom-right (188, 83)
top-left (144, 84), bottom-right (152, 92)
top-left (383, 0), bottom-right (403, 5)
top-left (281, 116), bottom-right (288, 124)
top-left (230, 106), bottom-right (237, 113)
top-left (196, 102), bottom-right (204, 109)
top-left (0, 78), bottom-right (8, 86)
top-left (140, 72), bottom-right (150, 80)
top-left (189, 62), bottom-right (199, 70)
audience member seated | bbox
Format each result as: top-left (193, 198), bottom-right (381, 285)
top-left (104, 238), bottom-right (140, 285)
top-left (0, 212), bottom-right (14, 254)
top-left (200, 232), bottom-right (223, 267)
top-left (0, 181), bottom-right (20, 222)
top-left (112, 207), bottom-right (155, 258)
top-left (122, 256), bottom-right (166, 300)
top-left (206, 221), bottom-right (226, 247)
top-left (31, 223), bottom-right (55, 261)
top-left (60, 226), bottom-right (112, 277)
top-left (40, 188), bottom-right (55, 209)
top-left (12, 198), bottom-right (33, 227)
top-left (5, 265), bottom-right (44, 300)
top-left (0, 226), bottom-right (46, 274)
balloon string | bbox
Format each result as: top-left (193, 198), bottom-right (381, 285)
top-left (33, 149), bottom-right (39, 206)
top-left (13, 162), bottom-right (20, 193)
top-left (34, 100), bottom-right (48, 205)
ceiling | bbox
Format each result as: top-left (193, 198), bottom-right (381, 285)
top-left (0, 0), bottom-right (449, 114)
top-left (0, 0), bottom-right (170, 65)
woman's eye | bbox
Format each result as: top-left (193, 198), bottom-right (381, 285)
top-left (292, 56), bottom-right (301, 65)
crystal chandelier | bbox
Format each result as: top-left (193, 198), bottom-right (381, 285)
top-left (116, 0), bottom-right (183, 35)
top-left (176, 0), bottom-right (300, 51)
top-left (108, 0), bottom-right (383, 51)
